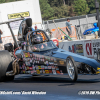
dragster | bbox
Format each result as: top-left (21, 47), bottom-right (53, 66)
top-left (0, 18), bottom-right (100, 82)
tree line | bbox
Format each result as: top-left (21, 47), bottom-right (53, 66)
top-left (40, 0), bottom-right (100, 20)
top-left (0, 0), bottom-right (100, 20)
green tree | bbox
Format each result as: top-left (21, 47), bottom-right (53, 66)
top-left (39, 0), bottom-right (54, 20)
top-left (0, 0), bottom-right (5, 3)
top-left (86, 0), bottom-right (100, 14)
top-left (48, 0), bottom-right (64, 7)
top-left (86, 0), bottom-right (96, 13)
top-left (74, 0), bottom-right (90, 15)
top-left (53, 5), bottom-right (68, 19)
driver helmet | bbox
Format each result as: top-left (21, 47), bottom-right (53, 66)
top-left (32, 34), bottom-right (43, 44)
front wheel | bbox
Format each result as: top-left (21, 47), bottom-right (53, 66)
top-left (66, 56), bottom-right (78, 81)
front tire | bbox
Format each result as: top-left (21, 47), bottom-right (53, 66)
top-left (66, 56), bottom-right (78, 81)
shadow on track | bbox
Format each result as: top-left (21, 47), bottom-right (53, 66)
top-left (5, 75), bottom-right (100, 85)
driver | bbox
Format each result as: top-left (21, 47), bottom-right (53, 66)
top-left (31, 34), bottom-right (45, 51)
top-left (32, 34), bottom-right (43, 44)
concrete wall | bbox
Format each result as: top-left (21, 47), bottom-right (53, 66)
top-left (43, 14), bottom-right (98, 37)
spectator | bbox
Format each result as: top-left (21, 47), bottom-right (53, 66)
top-left (0, 29), bottom-right (3, 50)
top-left (66, 18), bottom-right (72, 36)
top-left (0, 29), bottom-right (3, 43)
top-left (35, 26), bottom-right (38, 30)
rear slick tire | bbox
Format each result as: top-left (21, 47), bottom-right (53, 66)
top-left (0, 50), bottom-right (14, 82)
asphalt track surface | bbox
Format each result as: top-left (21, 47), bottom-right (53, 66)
top-left (0, 74), bottom-right (100, 100)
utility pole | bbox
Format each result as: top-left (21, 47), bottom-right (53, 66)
top-left (95, 0), bottom-right (100, 37)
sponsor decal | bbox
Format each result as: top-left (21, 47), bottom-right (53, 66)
top-left (40, 58), bottom-right (42, 61)
top-left (37, 61), bottom-right (39, 63)
top-left (93, 42), bottom-right (100, 58)
top-left (30, 58), bottom-right (32, 63)
top-left (30, 54), bottom-right (33, 57)
top-left (45, 70), bottom-right (49, 74)
top-left (32, 54), bottom-right (34, 57)
top-left (24, 53), bottom-right (29, 58)
top-left (32, 67), bottom-right (35, 70)
top-left (42, 59), bottom-right (44, 61)
top-left (49, 62), bottom-right (54, 65)
top-left (49, 70), bottom-right (52, 73)
top-left (26, 66), bottom-right (29, 70)
top-left (8, 11), bottom-right (30, 19)
top-left (43, 70), bottom-right (45, 74)
top-left (51, 58), bottom-right (54, 61)
top-left (32, 65), bottom-right (35, 70)
top-left (60, 70), bottom-right (63, 74)
top-left (85, 40), bottom-right (93, 57)
top-left (28, 52), bottom-right (30, 57)
top-left (36, 65), bottom-right (39, 70)
top-left (45, 66), bottom-right (48, 69)
top-left (36, 70), bottom-right (40, 74)
top-left (22, 65), bottom-right (25, 69)
top-left (48, 66), bottom-right (52, 69)
top-left (41, 65), bottom-right (44, 69)
top-left (31, 70), bottom-right (36, 74)
top-left (27, 58), bottom-right (30, 61)
top-left (54, 58), bottom-right (57, 62)
top-left (37, 58), bottom-right (39, 60)
top-left (55, 66), bottom-right (59, 70)
top-left (59, 61), bottom-right (64, 65)
top-left (54, 63), bottom-right (58, 66)
top-left (69, 44), bottom-right (83, 56)
top-left (38, 66), bottom-right (41, 69)
top-left (40, 70), bottom-right (43, 74)
top-left (86, 43), bottom-right (92, 55)
top-left (56, 70), bottom-right (60, 74)
top-left (26, 71), bottom-right (31, 74)
top-left (28, 62), bottom-right (31, 65)
top-left (45, 61), bottom-right (49, 64)
top-left (23, 70), bottom-right (25, 74)
top-left (52, 70), bottom-right (56, 74)
top-left (29, 67), bottom-right (33, 70)
top-left (24, 52), bottom-right (30, 57)
top-left (52, 66), bottom-right (55, 70)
